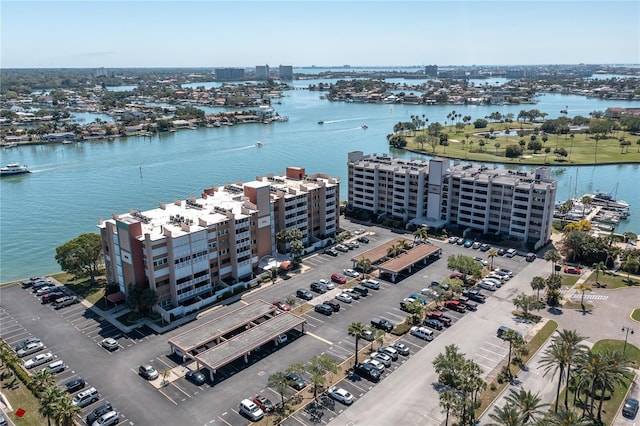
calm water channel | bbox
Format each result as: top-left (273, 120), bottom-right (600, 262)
top-left (1, 84), bottom-right (639, 282)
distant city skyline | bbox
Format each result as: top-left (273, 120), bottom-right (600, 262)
top-left (2, 1), bottom-right (639, 69)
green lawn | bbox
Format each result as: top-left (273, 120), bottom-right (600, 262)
top-left (52, 272), bottom-right (107, 306)
top-left (632, 308), bottom-right (640, 322)
top-left (402, 123), bottom-right (640, 166)
top-left (592, 339), bottom-right (640, 368)
top-left (563, 301), bottom-right (594, 311)
top-left (584, 271), bottom-right (640, 289)
top-left (0, 366), bottom-right (46, 425)
top-left (560, 274), bottom-right (581, 287)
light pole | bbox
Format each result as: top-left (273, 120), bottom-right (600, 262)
top-left (622, 326), bottom-right (635, 354)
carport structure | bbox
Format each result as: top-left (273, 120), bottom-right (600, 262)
top-left (376, 243), bottom-right (442, 282)
top-left (350, 237), bottom-right (413, 267)
top-left (167, 300), bottom-right (306, 380)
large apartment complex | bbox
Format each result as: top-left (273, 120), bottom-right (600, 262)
top-left (98, 167), bottom-right (339, 311)
top-left (347, 151), bottom-right (557, 249)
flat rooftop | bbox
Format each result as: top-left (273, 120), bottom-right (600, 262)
top-left (351, 237), bottom-right (412, 264)
top-left (168, 300), bottom-right (277, 353)
top-left (377, 244), bottom-right (442, 274)
top-left (195, 313), bottom-right (306, 371)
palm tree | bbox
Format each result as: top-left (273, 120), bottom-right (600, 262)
top-left (348, 322), bottom-right (366, 366)
top-left (356, 257), bottom-right (372, 279)
top-left (555, 329), bottom-right (588, 409)
top-left (530, 276), bottom-right (546, 300)
top-left (32, 369), bottom-right (56, 396)
top-left (386, 243), bottom-right (402, 258)
top-left (575, 283), bottom-right (592, 314)
top-left (487, 403), bottom-right (525, 426)
top-left (545, 249), bottom-right (561, 275)
top-left (502, 330), bottom-right (523, 380)
top-left (592, 261), bottom-right (606, 285)
top-left (413, 226), bottom-right (429, 244)
top-left (541, 340), bottom-right (569, 413)
top-left (541, 407), bottom-right (592, 426)
top-left (580, 350), bottom-right (631, 421)
top-left (268, 372), bottom-right (289, 410)
top-left (488, 249), bottom-right (498, 270)
top-left (439, 390), bottom-right (458, 426)
top-left (53, 394), bottom-right (80, 426)
top-left (40, 385), bottom-right (64, 426)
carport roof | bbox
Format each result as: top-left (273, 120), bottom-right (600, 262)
top-left (351, 237), bottom-right (412, 264)
top-left (195, 313), bottom-right (306, 371)
top-left (377, 244), bottom-right (442, 274)
top-left (168, 300), bottom-right (277, 353)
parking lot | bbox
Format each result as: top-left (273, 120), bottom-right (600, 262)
top-left (1, 223), bottom-right (535, 425)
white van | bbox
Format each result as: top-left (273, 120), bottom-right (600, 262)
top-left (505, 248), bottom-right (518, 258)
top-left (239, 399), bottom-right (264, 421)
top-left (410, 326), bottom-right (434, 341)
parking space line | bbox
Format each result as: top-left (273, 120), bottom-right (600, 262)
top-left (158, 388), bottom-right (179, 405)
top-left (474, 352), bottom-right (500, 363)
top-left (403, 339), bottom-right (424, 349)
top-left (305, 332), bottom-right (333, 345)
top-left (217, 415), bottom-right (233, 426)
top-left (170, 382), bottom-right (191, 398)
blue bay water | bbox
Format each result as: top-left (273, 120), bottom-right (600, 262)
top-left (1, 90), bottom-right (639, 282)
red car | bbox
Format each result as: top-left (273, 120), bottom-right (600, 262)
top-left (272, 301), bottom-right (290, 311)
top-left (252, 395), bottom-right (274, 413)
top-left (564, 266), bottom-right (581, 274)
top-left (331, 273), bottom-right (347, 284)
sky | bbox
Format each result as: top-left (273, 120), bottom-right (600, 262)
top-left (1, 1), bottom-right (639, 68)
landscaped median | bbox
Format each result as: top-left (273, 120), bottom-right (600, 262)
top-left (475, 319), bottom-right (559, 418)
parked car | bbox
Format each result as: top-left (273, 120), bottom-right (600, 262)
top-left (296, 288), bottom-right (313, 301)
top-left (390, 341), bottom-right (410, 356)
top-left (423, 319), bottom-right (444, 331)
top-left (361, 279), bottom-right (380, 290)
top-left (335, 244), bottom-right (349, 253)
top-left (331, 273), bottom-right (347, 284)
top-left (448, 236), bottom-right (458, 244)
top-left (238, 399), bottom-right (264, 421)
top-left (410, 326), bottom-right (434, 341)
top-left (363, 358), bottom-right (385, 372)
top-left (354, 362), bottom-right (380, 382)
top-left (72, 387), bottom-right (99, 408)
top-left (327, 386), bottom-right (354, 405)
top-left (310, 282), bottom-right (328, 294)
top-left (324, 248), bottom-right (339, 257)
top-left (86, 402), bottom-right (113, 425)
top-left (314, 304), bottom-right (333, 316)
top-left (497, 326), bottom-right (522, 340)
top-left (344, 288), bottom-right (361, 300)
top-left (252, 395), bottom-right (275, 413)
top-left (335, 292), bottom-right (353, 303)
top-left (459, 297), bottom-right (478, 311)
top-left (35, 286), bottom-right (55, 296)
top-left (343, 269), bottom-right (360, 278)
top-left (444, 300), bottom-right (467, 313)
top-left (324, 300), bottom-right (341, 312)
top-left (138, 364), bottom-right (159, 380)
top-left (408, 294), bottom-right (427, 305)
top-left (497, 248), bottom-right (507, 256)
top-left (52, 296), bottom-right (79, 309)
top-left (64, 377), bottom-right (86, 393)
top-left (478, 281), bottom-right (497, 291)
top-left (360, 330), bottom-right (375, 341)
top-left (43, 360), bottom-right (65, 374)
top-left (505, 248), bottom-right (518, 258)
top-left (462, 289), bottom-right (486, 303)
top-left (41, 291), bottom-right (65, 304)
top-left (564, 266), bottom-right (582, 274)
top-left (271, 301), bottom-right (289, 312)
top-left (370, 318), bottom-right (394, 332)
top-left (526, 252), bottom-right (537, 262)
top-left (474, 256), bottom-right (489, 267)
top-left (471, 242), bottom-right (482, 250)
top-left (17, 341), bottom-right (44, 357)
top-left (15, 337), bottom-right (40, 352)
top-left (378, 346), bottom-right (399, 361)
top-left (622, 397), bottom-right (639, 419)
top-left (186, 370), bottom-right (206, 385)
top-left (24, 352), bottom-right (53, 368)
top-left (357, 236), bottom-right (369, 244)
top-left (284, 372), bottom-right (306, 390)
top-left (370, 351), bottom-right (392, 367)
top-left (92, 410), bottom-right (119, 426)
top-left (351, 285), bottom-right (369, 297)
top-left (480, 243), bottom-right (491, 252)
top-left (425, 311), bottom-right (452, 326)
top-left (319, 278), bottom-right (335, 290)
top-left (101, 338), bottom-right (119, 351)
top-left (345, 241), bottom-right (359, 249)
top-left (456, 238), bottom-right (465, 245)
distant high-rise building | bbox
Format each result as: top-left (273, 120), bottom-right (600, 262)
top-left (94, 67), bottom-right (107, 78)
top-left (215, 68), bottom-right (245, 81)
top-left (279, 65), bottom-right (293, 80)
top-left (424, 65), bottom-right (438, 77)
top-left (256, 65), bottom-right (270, 80)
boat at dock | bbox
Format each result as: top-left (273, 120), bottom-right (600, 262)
top-left (1, 163), bottom-right (31, 176)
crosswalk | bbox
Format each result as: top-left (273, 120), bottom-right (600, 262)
top-left (569, 294), bottom-right (609, 301)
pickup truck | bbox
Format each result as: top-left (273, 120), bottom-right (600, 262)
top-left (462, 289), bottom-right (487, 303)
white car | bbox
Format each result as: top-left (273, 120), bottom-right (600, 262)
top-left (335, 293), bottom-right (353, 303)
top-left (479, 281), bottom-right (497, 291)
top-left (17, 341), bottom-right (44, 357)
top-left (370, 351), bottom-right (392, 367)
top-left (319, 279), bottom-right (335, 290)
top-left (24, 352), bottom-right (53, 369)
top-left (327, 386), bottom-right (354, 405)
top-left (343, 269), bottom-right (360, 278)
top-left (363, 358), bottom-right (385, 372)
top-left (471, 242), bottom-right (482, 249)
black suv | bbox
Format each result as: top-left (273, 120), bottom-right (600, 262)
top-left (64, 377), bottom-right (85, 393)
top-left (296, 288), bottom-right (313, 301)
top-left (310, 282), bottom-right (327, 294)
top-left (354, 363), bottom-right (381, 382)
top-left (86, 402), bottom-right (113, 425)
top-left (314, 304), bottom-right (333, 316)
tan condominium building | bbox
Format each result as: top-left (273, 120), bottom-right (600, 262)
top-left (98, 167), bottom-right (339, 309)
top-left (347, 151), bottom-right (556, 249)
